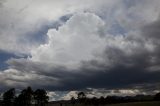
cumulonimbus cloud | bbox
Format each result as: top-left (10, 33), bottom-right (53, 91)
top-left (0, 0), bottom-right (160, 94)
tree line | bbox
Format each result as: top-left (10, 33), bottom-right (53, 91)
top-left (68, 91), bottom-right (160, 105)
top-left (1, 87), bottom-right (48, 106)
top-left (0, 88), bottom-right (160, 106)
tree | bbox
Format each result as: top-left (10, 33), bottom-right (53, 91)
top-left (17, 86), bottom-right (33, 106)
top-left (99, 96), bottom-right (105, 104)
top-left (77, 92), bottom-right (86, 103)
top-left (14, 94), bottom-right (24, 106)
top-left (70, 97), bottom-right (76, 106)
top-left (3, 88), bottom-right (15, 106)
top-left (34, 89), bottom-right (49, 106)
top-left (92, 97), bottom-right (99, 106)
top-left (154, 92), bottom-right (160, 101)
top-left (78, 92), bottom-right (86, 99)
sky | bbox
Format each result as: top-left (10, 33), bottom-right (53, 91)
top-left (0, 0), bottom-right (160, 101)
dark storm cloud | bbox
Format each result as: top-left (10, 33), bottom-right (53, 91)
top-left (142, 19), bottom-right (160, 55)
top-left (5, 17), bottom-right (160, 91)
top-left (1, 0), bottom-right (160, 93)
top-left (47, 17), bottom-right (157, 90)
top-left (70, 18), bottom-right (160, 90)
top-left (52, 66), bottom-right (160, 91)
top-left (140, 19), bottom-right (160, 70)
top-left (7, 47), bottom-right (160, 91)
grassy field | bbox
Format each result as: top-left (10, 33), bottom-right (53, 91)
top-left (46, 101), bottom-right (160, 106)
top-left (107, 101), bottom-right (160, 106)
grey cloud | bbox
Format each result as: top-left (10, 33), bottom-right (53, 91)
top-left (1, 0), bottom-right (160, 94)
top-left (0, 0), bottom-right (5, 7)
top-left (142, 18), bottom-right (160, 48)
top-left (0, 0), bottom-right (73, 54)
top-left (56, 17), bottom-right (158, 90)
top-left (3, 13), bottom-right (160, 92)
top-left (5, 54), bottom-right (160, 91)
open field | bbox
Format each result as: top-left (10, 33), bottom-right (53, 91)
top-left (107, 101), bottom-right (160, 106)
top-left (46, 101), bottom-right (160, 106)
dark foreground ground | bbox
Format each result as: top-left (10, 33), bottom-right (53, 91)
top-left (107, 101), bottom-right (160, 106)
top-left (45, 101), bottom-right (160, 106)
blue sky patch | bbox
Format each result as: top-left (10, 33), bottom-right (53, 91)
top-left (0, 50), bottom-right (18, 70)
top-left (18, 14), bottom-right (72, 46)
top-left (108, 21), bottom-right (127, 36)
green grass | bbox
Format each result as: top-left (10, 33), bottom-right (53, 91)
top-left (107, 101), bottom-right (160, 106)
